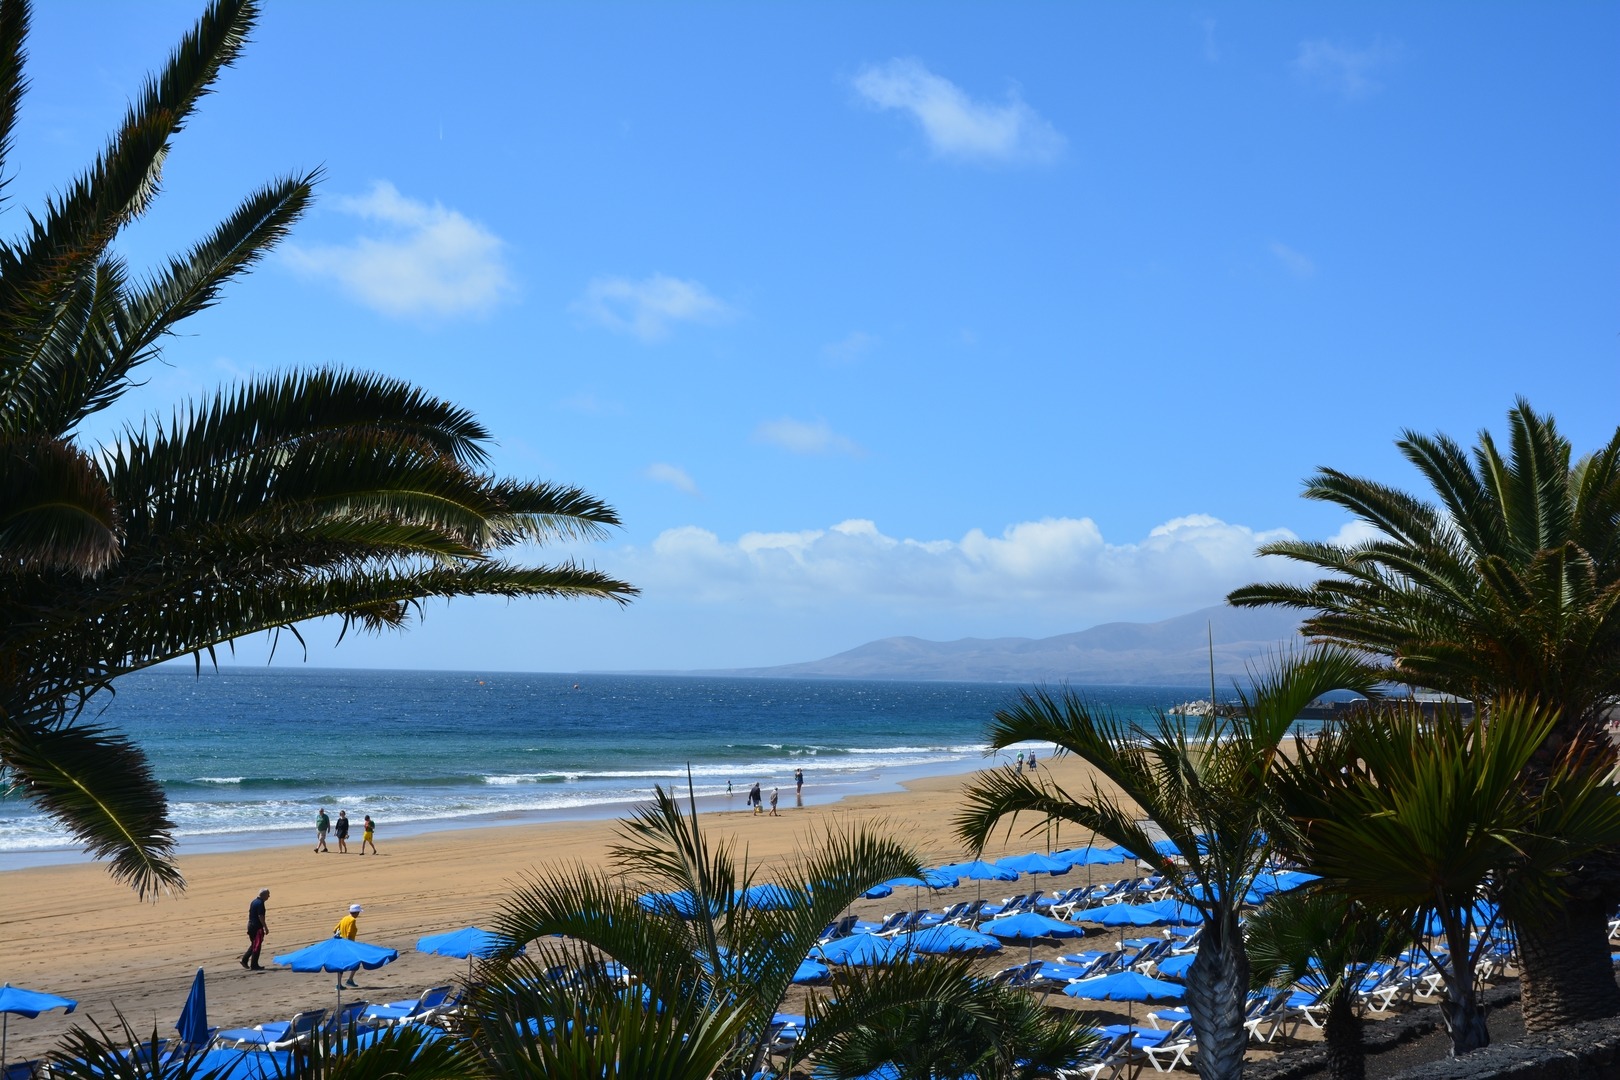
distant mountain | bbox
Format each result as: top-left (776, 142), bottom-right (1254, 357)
top-left (707, 604), bottom-right (1306, 684)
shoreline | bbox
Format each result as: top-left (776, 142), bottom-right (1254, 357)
top-left (0, 751), bottom-right (1126, 1063)
top-left (0, 751), bottom-right (1006, 873)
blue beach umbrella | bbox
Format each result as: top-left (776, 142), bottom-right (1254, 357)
top-left (176, 968), bottom-right (209, 1048)
top-left (1075, 902), bottom-right (1170, 928)
top-left (638, 890), bottom-right (723, 919)
top-left (1063, 970), bottom-right (1186, 1022)
top-left (934, 858), bottom-right (1019, 902)
top-left (861, 883), bottom-right (894, 900)
top-left (935, 860), bottom-right (1019, 882)
top-left (1141, 898), bottom-right (1205, 926)
top-left (417, 926), bottom-right (519, 978)
top-left (813, 933), bottom-right (902, 966)
top-left (994, 852), bottom-right (1071, 877)
top-left (894, 924), bottom-right (1002, 955)
top-left (1, 984), bottom-right (77, 1072)
top-left (1064, 971), bottom-right (1186, 1004)
top-left (980, 911), bottom-right (1086, 963)
top-left (1053, 846), bottom-right (1129, 867)
top-left (274, 938), bottom-right (399, 1006)
top-left (735, 883), bottom-right (801, 910)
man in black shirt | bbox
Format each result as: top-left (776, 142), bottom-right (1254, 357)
top-left (241, 889), bottom-right (270, 970)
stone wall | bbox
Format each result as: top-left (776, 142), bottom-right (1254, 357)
top-left (1245, 985), bottom-right (1620, 1080)
top-left (1386, 1015), bottom-right (1620, 1080)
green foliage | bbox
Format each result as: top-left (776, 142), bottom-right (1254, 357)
top-left (954, 646), bottom-right (1381, 1080)
top-left (0, 0), bottom-right (634, 898)
top-left (1230, 399), bottom-right (1620, 734)
top-left (1266, 696), bottom-right (1620, 1052)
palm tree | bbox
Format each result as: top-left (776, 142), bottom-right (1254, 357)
top-left (804, 956), bottom-right (1093, 1079)
top-left (1265, 697), bottom-right (1620, 1055)
top-left (954, 648), bottom-right (1380, 1080)
top-left (1245, 890), bottom-right (1407, 1080)
top-left (1228, 400), bottom-right (1620, 1027)
top-left (479, 785), bottom-right (1087, 1080)
top-left (0, 0), bottom-right (636, 900)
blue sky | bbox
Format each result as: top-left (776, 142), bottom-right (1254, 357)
top-left (22, 3), bottom-right (1620, 672)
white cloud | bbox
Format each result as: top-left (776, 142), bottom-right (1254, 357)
top-left (753, 417), bottom-right (864, 457)
top-left (573, 274), bottom-right (732, 342)
top-left (646, 462), bottom-right (699, 496)
top-left (1292, 39), bottom-right (1399, 100)
top-left (1269, 241), bottom-right (1316, 278)
top-left (852, 58), bottom-right (1064, 164)
top-left (283, 181), bottom-right (511, 318)
top-left (823, 330), bottom-right (876, 364)
top-left (614, 513), bottom-right (1310, 620)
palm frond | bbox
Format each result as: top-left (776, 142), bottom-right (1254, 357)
top-left (0, 716), bottom-right (180, 898)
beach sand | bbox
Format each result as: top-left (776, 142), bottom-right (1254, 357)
top-left (2, 755), bottom-right (1144, 1062)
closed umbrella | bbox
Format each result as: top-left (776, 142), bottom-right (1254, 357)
top-left (1, 984), bottom-right (77, 1073)
top-left (274, 938), bottom-right (398, 1007)
top-left (791, 959), bottom-right (830, 985)
top-left (176, 968), bottom-right (209, 1048)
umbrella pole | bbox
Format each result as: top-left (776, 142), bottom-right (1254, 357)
top-left (3, 1012), bottom-right (9, 1072)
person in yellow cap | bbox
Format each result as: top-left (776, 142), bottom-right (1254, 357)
top-left (333, 903), bottom-right (363, 987)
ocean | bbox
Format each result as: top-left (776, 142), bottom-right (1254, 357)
top-left (0, 668), bottom-right (1214, 868)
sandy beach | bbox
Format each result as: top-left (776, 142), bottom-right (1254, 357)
top-left (1, 755), bottom-right (1144, 1063)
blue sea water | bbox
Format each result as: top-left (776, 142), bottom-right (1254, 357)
top-left (0, 668), bottom-right (1214, 866)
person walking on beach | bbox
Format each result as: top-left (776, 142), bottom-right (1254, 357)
top-left (334, 810), bottom-right (350, 853)
top-left (333, 904), bottom-right (363, 987)
top-left (794, 768), bottom-right (803, 796)
top-left (240, 888), bottom-right (269, 970)
top-left (1016, 751), bottom-right (1024, 770)
top-left (1027, 751), bottom-right (1038, 771)
top-left (360, 815), bottom-right (377, 855)
top-left (748, 781), bottom-right (762, 814)
top-left (769, 787), bottom-right (779, 816)
top-left (315, 808), bottom-right (329, 853)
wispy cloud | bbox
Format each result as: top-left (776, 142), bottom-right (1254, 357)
top-left (646, 463), bottom-right (700, 496)
top-left (753, 417), bottom-right (864, 457)
top-left (615, 513), bottom-right (1308, 620)
top-left (1292, 38), bottom-right (1399, 100)
top-left (1200, 18), bottom-right (1220, 63)
top-left (558, 391), bottom-right (625, 416)
top-left (852, 58), bottom-right (1064, 164)
top-left (574, 273), bottom-right (732, 342)
top-left (822, 330), bottom-right (876, 364)
top-left (1269, 241), bottom-right (1316, 278)
top-left (283, 181), bottom-right (511, 318)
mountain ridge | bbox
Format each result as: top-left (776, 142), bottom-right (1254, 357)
top-left (692, 603), bottom-right (1306, 683)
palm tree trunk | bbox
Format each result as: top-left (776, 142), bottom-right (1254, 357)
top-left (1322, 987), bottom-right (1365, 1080)
top-left (1439, 984), bottom-right (1489, 1057)
top-left (1516, 890), bottom-right (1620, 1030)
top-left (1185, 908), bottom-right (1249, 1080)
